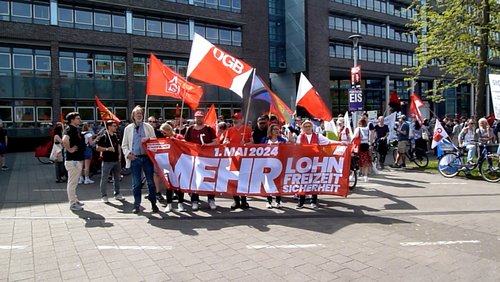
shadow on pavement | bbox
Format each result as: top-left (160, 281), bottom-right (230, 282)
top-left (71, 209), bottom-right (114, 228)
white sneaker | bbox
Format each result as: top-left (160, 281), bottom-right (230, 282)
top-left (78, 176), bottom-right (84, 184)
top-left (208, 199), bottom-right (216, 210)
top-left (310, 203), bottom-right (319, 209)
top-left (192, 201), bottom-right (199, 211)
top-left (363, 176), bottom-right (368, 182)
top-left (84, 178), bottom-right (94, 184)
top-left (275, 202), bottom-right (282, 209)
top-left (76, 201), bottom-right (84, 206)
top-left (164, 204), bottom-right (172, 213)
top-left (101, 196), bottom-right (109, 203)
top-left (177, 203), bottom-right (185, 212)
top-left (266, 202), bottom-right (273, 209)
top-left (114, 194), bottom-right (124, 201)
top-left (70, 203), bottom-right (83, 211)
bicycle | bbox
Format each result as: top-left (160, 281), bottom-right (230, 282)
top-left (34, 140), bottom-right (54, 164)
top-left (392, 142), bottom-right (429, 168)
top-left (437, 141), bottom-right (498, 182)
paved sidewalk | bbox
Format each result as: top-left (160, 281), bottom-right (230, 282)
top-left (0, 152), bottom-right (499, 281)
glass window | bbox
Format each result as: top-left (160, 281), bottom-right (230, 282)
top-left (95, 12), bottom-right (111, 27)
top-left (195, 25), bottom-right (205, 37)
top-left (95, 60), bottom-right (111, 74)
top-left (112, 14), bottom-right (125, 29)
top-left (11, 1), bottom-right (31, 17)
top-left (178, 22), bottom-right (189, 39)
top-left (114, 107), bottom-right (128, 121)
top-left (59, 57), bottom-right (74, 72)
top-left (37, 107), bottom-right (52, 122)
top-left (76, 58), bottom-right (93, 73)
top-left (0, 1), bottom-right (8, 15)
top-left (147, 19), bottom-right (161, 36)
top-left (113, 61), bottom-right (126, 75)
top-left (232, 30), bottom-right (241, 46)
top-left (35, 55), bottom-right (50, 71)
top-left (58, 7), bottom-right (73, 23)
top-left (13, 54), bottom-right (33, 70)
top-left (0, 53), bottom-right (10, 69)
top-left (0, 107), bottom-right (13, 122)
top-left (132, 17), bottom-right (145, 33)
top-left (75, 9), bottom-right (92, 25)
top-left (15, 106), bottom-right (35, 122)
top-left (77, 107), bottom-right (95, 121)
top-left (162, 21), bottom-right (176, 38)
top-left (220, 0), bottom-right (230, 8)
top-left (133, 62), bottom-right (145, 76)
top-left (206, 27), bottom-right (219, 43)
top-left (33, 4), bottom-right (49, 19)
top-left (220, 29), bottom-right (231, 45)
top-left (232, 0), bottom-right (241, 10)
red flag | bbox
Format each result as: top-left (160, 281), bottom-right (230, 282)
top-left (59, 112), bottom-right (65, 123)
top-left (487, 112), bottom-right (495, 127)
top-left (388, 90), bottom-right (402, 111)
top-left (204, 104), bottom-right (217, 130)
top-left (296, 73), bottom-right (332, 121)
top-left (408, 93), bottom-right (424, 124)
top-left (187, 33), bottom-right (254, 98)
top-left (95, 96), bottom-right (120, 124)
top-left (147, 53), bottom-right (203, 110)
top-left (175, 104), bottom-right (180, 117)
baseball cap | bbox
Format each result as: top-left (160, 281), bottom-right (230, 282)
top-left (194, 110), bottom-right (205, 117)
top-left (232, 112), bottom-right (242, 119)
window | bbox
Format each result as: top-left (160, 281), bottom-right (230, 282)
top-left (132, 17), bottom-right (145, 34)
top-left (15, 106), bottom-right (35, 122)
top-left (95, 12), bottom-right (111, 27)
top-left (77, 107), bottom-right (95, 121)
top-left (112, 14), bottom-right (125, 30)
top-left (232, 30), bottom-right (241, 46)
top-left (35, 55), bottom-right (50, 71)
top-left (75, 9), bottom-right (92, 25)
top-left (0, 106), bottom-right (13, 122)
top-left (146, 19), bottom-right (161, 37)
top-left (95, 60), bottom-right (111, 74)
top-left (13, 54), bottom-right (33, 70)
top-left (114, 107), bottom-right (128, 121)
top-left (0, 1), bottom-right (9, 16)
top-left (11, 1), bottom-right (31, 18)
top-left (220, 29), bottom-right (231, 45)
top-left (162, 21), bottom-right (176, 38)
top-left (59, 57), bottom-right (74, 72)
top-left (206, 27), bottom-right (219, 43)
top-left (36, 107), bottom-right (52, 122)
top-left (177, 22), bottom-right (189, 39)
top-left (113, 61), bottom-right (126, 75)
top-left (33, 4), bottom-right (49, 20)
top-left (58, 7), bottom-right (73, 23)
top-left (0, 53), bottom-right (10, 69)
top-left (133, 62), bottom-right (145, 76)
top-left (76, 58), bottom-right (93, 73)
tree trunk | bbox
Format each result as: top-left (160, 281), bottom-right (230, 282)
top-left (474, 0), bottom-right (490, 119)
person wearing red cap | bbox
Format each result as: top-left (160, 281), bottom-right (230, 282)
top-left (184, 109), bottom-right (219, 211)
top-left (222, 111), bottom-right (252, 209)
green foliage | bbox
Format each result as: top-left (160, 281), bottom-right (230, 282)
top-left (406, 0), bottom-right (500, 109)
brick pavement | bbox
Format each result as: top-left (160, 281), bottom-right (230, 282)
top-left (0, 152), bottom-right (499, 281)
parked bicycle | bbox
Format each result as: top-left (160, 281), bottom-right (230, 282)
top-left (438, 141), bottom-right (500, 182)
top-left (391, 141), bottom-right (429, 168)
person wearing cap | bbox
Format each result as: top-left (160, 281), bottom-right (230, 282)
top-left (295, 119), bottom-right (335, 209)
top-left (223, 111), bottom-right (252, 209)
top-left (391, 115), bottom-right (409, 168)
top-left (96, 120), bottom-right (124, 203)
top-left (184, 110), bottom-right (218, 211)
top-left (122, 105), bottom-right (158, 214)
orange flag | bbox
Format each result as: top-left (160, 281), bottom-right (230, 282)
top-left (95, 96), bottom-right (120, 124)
top-left (147, 53), bottom-right (203, 110)
top-left (204, 104), bottom-right (217, 130)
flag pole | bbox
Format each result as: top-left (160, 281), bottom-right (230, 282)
top-left (144, 94), bottom-right (149, 119)
top-left (242, 69), bottom-right (256, 141)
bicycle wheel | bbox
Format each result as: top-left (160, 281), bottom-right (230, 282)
top-left (438, 153), bottom-right (461, 178)
top-left (412, 149), bottom-right (429, 168)
top-left (349, 169), bottom-right (358, 190)
top-left (37, 157), bottom-right (54, 164)
top-left (479, 154), bottom-right (500, 182)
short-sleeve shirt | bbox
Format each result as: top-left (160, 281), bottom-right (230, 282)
top-left (374, 124), bottom-right (389, 139)
top-left (224, 125), bottom-right (252, 146)
top-left (185, 125), bottom-right (216, 145)
top-left (97, 133), bottom-right (120, 162)
top-left (398, 123), bottom-right (410, 141)
top-left (64, 125), bottom-right (86, 161)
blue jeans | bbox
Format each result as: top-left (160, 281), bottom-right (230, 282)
top-left (465, 144), bottom-right (476, 162)
top-left (131, 156), bottom-right (156, 209)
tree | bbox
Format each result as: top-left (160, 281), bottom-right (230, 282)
top-left (406, 0), bottom-right (500, 118)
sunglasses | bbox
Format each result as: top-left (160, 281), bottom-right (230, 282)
top-left (148, 120), bottom-right (157, 123)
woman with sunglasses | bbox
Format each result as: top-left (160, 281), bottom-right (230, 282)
top-left (260, 123), bottom-right (288, 208)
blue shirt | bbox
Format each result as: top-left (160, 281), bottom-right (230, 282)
top-left (398, 123), bottom-right (409, 141)
top-left (132, 123), bottom-right (145, 155)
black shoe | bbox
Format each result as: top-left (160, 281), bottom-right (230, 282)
top-left (132, 208), bottom-right (140, 214)
top-left (390, 164), bottom-right (401, 168)
top-left (296, 204), bottom-right (304, 209)
top-left (230, 202), bottom-right (241, 210)
top-left (156, 193), bottom-right (165, 202)
top-left (241, 201), bottom-right (250, 209)
top-left (401, 163), bottom-right (406, 168)
top-left (152, 204), bottom-right (159, 213)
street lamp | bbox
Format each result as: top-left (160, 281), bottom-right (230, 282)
top-left (348, 34), bottom-right (362, 67)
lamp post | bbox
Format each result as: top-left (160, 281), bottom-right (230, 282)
top-left (348, 34), bottom-right (362, 67)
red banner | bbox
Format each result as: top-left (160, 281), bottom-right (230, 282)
top-left (144, 138), bottom-right (352, 197)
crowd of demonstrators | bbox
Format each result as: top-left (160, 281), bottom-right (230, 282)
top-left (184, 110), bottom-right (219, 211)
top-left (96, 120), bottom-right (123, 203)
top-left (0, 120), bottom-right (8, 170)
top-left (121, 106), bottom-right (158, 214)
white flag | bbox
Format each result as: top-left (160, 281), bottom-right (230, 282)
top-left (431, 120), bottom-right (450, 149)
top-left (384, 112), bottom-right (397, 144)
top-left (344, 111), bottom-right (354, 140)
